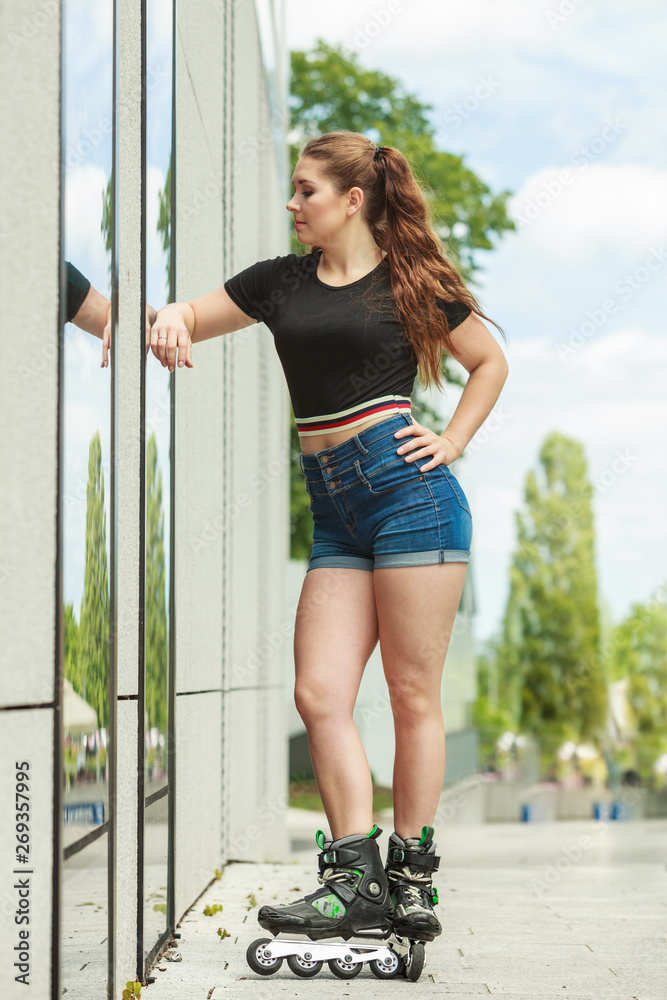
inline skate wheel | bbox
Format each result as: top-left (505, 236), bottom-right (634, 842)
top-left (286, 952), bottom-right (323, 977)
top-left (402, 942), bottom-right (425, 982)
top-left (370, 951), bottom-right (401, 978)
top-left (246, 937), bottom-right (283, 975)
top-left (328, 955), bottom-right (363, 979)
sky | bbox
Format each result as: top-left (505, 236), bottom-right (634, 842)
top-left (63, 0), bottom-right (666, 645)
top-left (286, 0), bottom-right (667, 641)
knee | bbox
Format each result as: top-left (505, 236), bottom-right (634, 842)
top-left (294, 681), bottom-right (353, 728)
top-left (388, 680), bottom-right (441, 725)
top-left (293, 681), bottom-right (317, 724)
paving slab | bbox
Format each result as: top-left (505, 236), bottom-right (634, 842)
top-left (142, 814), bottom-right (667, 999)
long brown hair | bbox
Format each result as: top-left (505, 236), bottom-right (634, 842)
top-left (299, 130), bottom-right (507, 392)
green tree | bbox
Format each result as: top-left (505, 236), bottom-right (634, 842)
top-left (495, 433), bottom-right (607, 775)
top-left (288, 41), bottom-right (514, 557)
top-left (145, 432), bottom-right (168, 738)
top-left (610, 599), bottom-right (667, 783)
top-left (157, 155), bottom-right (172, 301)
top-left (289, 40), bottom-right (515, 278)
top-left (79, 432), bottom-right (109, 728)
top-left (102, 175), bottom-right (112, 280)
top-left (64, 601), bottom-right (80, 693)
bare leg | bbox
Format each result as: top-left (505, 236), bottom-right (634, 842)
top-left (373, 563), bottom-right (468, 839)
top-left (293, 567), bottom-right (379, 841)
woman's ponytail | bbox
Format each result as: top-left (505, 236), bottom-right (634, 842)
top-left (300, 131), bottom-right (506, 392)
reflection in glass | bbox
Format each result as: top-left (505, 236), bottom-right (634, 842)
top-left (61, 0), bottom-right (113, 994)
top-left (144, 0), bottom-right (174, 963)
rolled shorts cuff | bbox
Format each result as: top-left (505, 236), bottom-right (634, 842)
top-left (374, 549), bottom-right (470, 568)
top-left (307, 554), bottom-right (374, 573)
top-left (306, 549), bottom-right (470, 572)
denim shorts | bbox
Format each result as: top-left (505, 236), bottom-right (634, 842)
top-left (298, 412), bottom-right (472, 572)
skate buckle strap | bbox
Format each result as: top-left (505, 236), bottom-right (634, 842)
top-left (388, 848), bottom-right (440, 870)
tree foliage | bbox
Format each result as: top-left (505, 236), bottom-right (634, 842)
top-left (609, 599), bottom-right (667, 781)
top-left (494, 433), bottom-right (608, 770)
top-left (289, 40), bottom-right (515, 278)
top-left (145, 432), bottom-right (168, 738)
top-left (78, 431), bottom-right (110, 728)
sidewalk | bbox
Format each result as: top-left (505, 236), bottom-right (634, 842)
top-left (143, 811), bottom-right (667, 998)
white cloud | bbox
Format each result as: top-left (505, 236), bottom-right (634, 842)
top-left (65, 163), bottom-right (110, 294)
top-left (508, 163), bottom-right (667, 268)
top-left (461, 325), bottom-right (667, 639)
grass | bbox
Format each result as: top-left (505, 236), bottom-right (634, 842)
top-left (289, 778), bottom-right (393, 815)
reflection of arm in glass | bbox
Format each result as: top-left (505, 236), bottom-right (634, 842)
top-left (65, 261), bottom-right (158, 368)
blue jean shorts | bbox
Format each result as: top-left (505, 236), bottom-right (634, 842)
top-left (298, 412), bottom-right (472, 572)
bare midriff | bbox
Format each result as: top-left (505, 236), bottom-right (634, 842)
top-left (298, 410), bottom-right (408, 454)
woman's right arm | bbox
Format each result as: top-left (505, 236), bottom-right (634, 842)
top-left (151, 286), bottom-right (258, 370)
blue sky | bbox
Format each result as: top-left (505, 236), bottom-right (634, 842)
top-left (64, 0), bottom-right (666, 645)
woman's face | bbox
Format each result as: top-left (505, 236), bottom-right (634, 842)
top-left (286, 156), bottom-right (362, 247)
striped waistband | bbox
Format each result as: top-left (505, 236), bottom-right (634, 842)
top-left (295, 395), bottom-right (412, 437)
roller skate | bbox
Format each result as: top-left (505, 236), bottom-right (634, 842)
top-left (246, 825), bottom-right (418, 979)
top-left (382, 825), bottom-right (442, 980)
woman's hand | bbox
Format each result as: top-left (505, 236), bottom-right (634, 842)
top-left (101, 303), bottom-right (161, 367)
top-left (150, 304), bottom-right (194, 371)
top-left (393, 416), bottom-right (460, 471)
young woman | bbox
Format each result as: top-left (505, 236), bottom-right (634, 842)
top-left (150, 130), bottom-right (508, 948)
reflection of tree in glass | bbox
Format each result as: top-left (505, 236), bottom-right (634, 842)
top-left (78, 431), bottom-right (110, 728)
top-left (157, 156), bottom-right (172, 302)
top-left (146, 432), bottom-right (168, 743)
top-left (64, 602), bottom-right (80, 697)
top-left (102, 175), bottom-right (112, 280)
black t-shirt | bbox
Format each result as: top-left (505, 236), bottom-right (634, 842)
top-left (66, 261), bottom-right (91, 323)
top-left (224, 248), bottom-right (471, 424)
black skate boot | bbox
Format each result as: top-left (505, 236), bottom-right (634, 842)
top-left (384, 825), bottom-right (441, 942)
top-left (257, 824), bottom-right (392, 942)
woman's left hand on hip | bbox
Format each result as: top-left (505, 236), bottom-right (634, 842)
top-left (394, 417), bottom-right (459, 472)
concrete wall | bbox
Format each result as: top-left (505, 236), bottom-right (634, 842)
top-left (0, 2), bottom-right (61, 997)
top-left (0, 1), bottom-right (289, 997)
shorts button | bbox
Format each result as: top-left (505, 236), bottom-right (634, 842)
top-left (325, 466), bottom-right (332, 475)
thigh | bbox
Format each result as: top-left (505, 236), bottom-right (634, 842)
top-left (294, 567), bottom-right (379, 715)
top-left (373, 563), bottom-right (468, 702)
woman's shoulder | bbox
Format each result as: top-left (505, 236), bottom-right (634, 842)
top-left (251, 250), bottom-right (319, 277)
